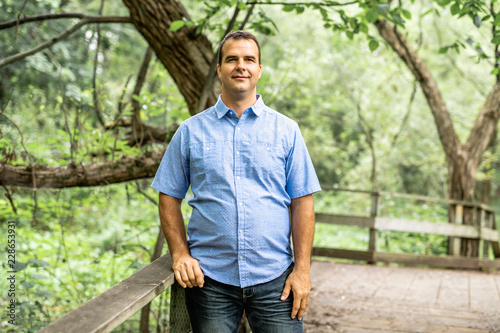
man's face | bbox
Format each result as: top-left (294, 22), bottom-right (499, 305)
top-left (217, 38), bottom-right (262, 97)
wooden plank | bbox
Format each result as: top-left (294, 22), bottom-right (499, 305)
top-left (435, 270), bottom-right (469, 310)
top-left (469, 274), bottom-right (500, 313)
top-left (482, 226), bottom-right (499, 242)
top-left (314, 213), bottom-right (373, 228)
top-left (492, 215), bottom-right (500, 258)
top-left (373, 252), bottom-right (500, 270)
top-left (312, 247), bottom-right (373, 261)
top-left (449, 205), bottom-right (463, 256)
top-left (375, 217), bottom-right (481, 238)
top-left (313, 248), bottom-right (500, 270)
top-left (39, 254), bottom-right (175, 333)
top-left (368, 194), bottom-right (379, 265)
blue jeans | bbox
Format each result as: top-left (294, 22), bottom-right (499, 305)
top-left (185, 263), bottom-right (302, 333)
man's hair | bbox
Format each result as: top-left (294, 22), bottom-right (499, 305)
top-left (217, 30), bottom-right (261, 65)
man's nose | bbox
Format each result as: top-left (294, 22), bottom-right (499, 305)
top-left (235, 59), bottom-right (246, 70)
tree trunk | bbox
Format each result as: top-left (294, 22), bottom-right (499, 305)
top-left (122, 0), bottom-right (221, 116)
top-left (374, 19), bottom-right (500, 257)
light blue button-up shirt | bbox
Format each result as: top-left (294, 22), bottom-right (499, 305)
top-left (152, 95), bottom-right (321, 288)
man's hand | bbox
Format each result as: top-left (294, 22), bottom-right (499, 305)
top-left (281, 268), bottom-right (311, 321)
top-left (173, 254), bottom-right (205, 288)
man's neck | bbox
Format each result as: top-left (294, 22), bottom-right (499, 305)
top-left (221, 91), bottom-right (257, 118)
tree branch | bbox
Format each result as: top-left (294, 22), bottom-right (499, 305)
top-left (374, 19), bottom-right (460, 164)
top-left (0, 17), bottom-right (130, 68)
top-left (465, 85), bottom-right (500, 163)
top-left (131, 47), bottom-right (154, 146)
top-left (0, 150), bottom-right (165, 188)
top-left (0, 14), bottom-right (131, 30)
top-left (246, 1), bottom-right (359, 6)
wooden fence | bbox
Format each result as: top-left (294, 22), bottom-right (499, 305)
top-left (39, 189), bottom-right (500, 332)
top-left (38, 253), bottom-right (192, 333)
top-left (313, 187), bottom-right (500, 269)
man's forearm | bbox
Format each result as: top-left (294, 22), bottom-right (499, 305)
top-left (159, 193), bottom-right (205, 288)
top-left (158, 193), bottom-right (190, 260)
top-left (290, 194), bottom-right (315, 271)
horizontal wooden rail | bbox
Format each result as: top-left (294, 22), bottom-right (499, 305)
top-left (320, 186), bottom-right (495, 212)
top-left (315, 213), bottom-right (499, 242)
top-left (312, 247), bottom-right (500, 270)
top-left (39, 254), bottom-right (175, 333)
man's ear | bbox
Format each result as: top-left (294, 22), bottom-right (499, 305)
top-left (259, 65), bottom-right (262, 78)
top-left (217, 64), bottom-right (221, 78)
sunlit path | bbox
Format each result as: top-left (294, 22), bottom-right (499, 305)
top-left (304, 261), bottom-right (500, 333)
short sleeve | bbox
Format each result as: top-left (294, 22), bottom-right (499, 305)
top-left (151, 123), bottom-right (190, 199)
top-left (285, 123), bottom-right (322, 198)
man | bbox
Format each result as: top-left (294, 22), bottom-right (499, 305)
top-left (151, 30), bottom-right (321, 333)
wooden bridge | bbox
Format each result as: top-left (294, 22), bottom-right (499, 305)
top-left (39, 190), bottom-right (500, 332)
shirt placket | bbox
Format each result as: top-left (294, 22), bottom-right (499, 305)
top-left (233, 113), bottom-right (246, 286)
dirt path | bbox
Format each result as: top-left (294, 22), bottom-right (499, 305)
top-left (304, 261), bottom-right (500, 333)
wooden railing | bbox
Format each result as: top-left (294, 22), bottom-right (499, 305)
top-left (313, 187), bottom-right (500, 269)
top-left (38, 254), bottom-right (191, 333)
top-left (39, 189), bottom-right (500, 332)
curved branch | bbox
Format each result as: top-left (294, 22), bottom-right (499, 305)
top-left (374, 19), bottom-right (460, 164)
top-left (0, 150), bottom-right (165, 188)
top-left (131, 47), bottom-right (154, 146)
top-left (0, 16), bottom-right (131, 68)
top-left (0, 14), bottom-right (131, 30)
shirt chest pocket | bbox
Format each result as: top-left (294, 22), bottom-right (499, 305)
top-left (252, 142), bottom-right (285, 178)
top-left (190, 142), bottom-right (223, 185)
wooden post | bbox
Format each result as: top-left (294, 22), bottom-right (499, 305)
top-left (169, 281), bottom-right (192, 333)
top-left (482, 210), bottom-right (491, 259)
top-left (477, 207), bottom-right (485, 259)
top-left (449, 204), bottom-right (463, 256)
top-left (368, 192), bottom-right (379, 264)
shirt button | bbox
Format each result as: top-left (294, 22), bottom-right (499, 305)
top-left (236, 151), bottom-right (240, 155)
top-left (267, 147), bottom-right (270, 151)
top-left (237, 127), bottom-right (241, 131)
top-left (237, 176), bottom-right (240, 179)
top-left (240, 256), bottom-right (243, 260)
top-left (239, 202), bottom-right (243, 206)
top-left (206, 147), bottom-right (210, 150)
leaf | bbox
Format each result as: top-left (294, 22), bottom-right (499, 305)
top-left (492, 36), bottom-right (500, 45)
top-left (369, 40), bottom-right (379, 52)
top-left (237, 1), bottom-right (246, 10)
top-left (491, 68), bottom-right (500, 75)
top-left (295, 6), bottom-right (305, 14)
top-left (283, 4), bottom-right (295, 12)
top-left (495, 14), bottom-right (500, 26)
top-left (169, 20), bottom-right (185, 32)
top-left (438, 46), bottom-right (449, 54)
top-left (421, 8), bottom-right (434, 18)
top-left (402, 9), bottom-right (412, 20)
top-left (35, 289), bottom-right (55, 298)
top-left (366, 9), bottom-right (379, 23)
top-left (14, 261), bottom-right (28, 271)
top-left (346, 31), bottom-right (354, 40)
top-left (28, 258), bottom-right (50, 267)
top-left (450, 2), bottom-right (460, 16)
top-left (358, 23), bottom-right (368, 34)
top-left (21, 281), bottom-right (34, 289)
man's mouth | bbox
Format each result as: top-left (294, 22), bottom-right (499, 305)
top-left (233, 76), bottom-right (249, 79)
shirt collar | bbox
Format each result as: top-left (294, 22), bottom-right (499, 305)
top-left (214, 95), bottom-right (265, 119)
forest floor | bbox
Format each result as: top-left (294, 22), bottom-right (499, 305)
top-left (304, 260), bottom-right (500, 333)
